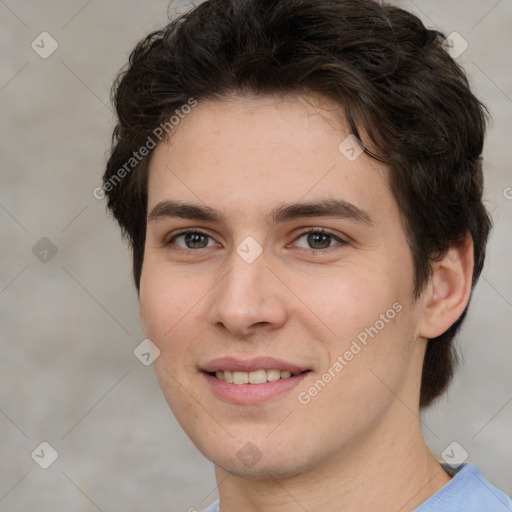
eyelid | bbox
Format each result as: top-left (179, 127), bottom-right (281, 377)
top-left (164, 228), bottom-right (219, 249)
top-left (164, 227), bottom-right (348, 251)
top-left (290, 227), bottom-right (347, 249)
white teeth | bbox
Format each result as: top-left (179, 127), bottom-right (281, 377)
top-left (248, 369), bottom-right (267, 384)
top-left (232, 371), bottom-right (249, 384)
top-left (214, 369), bottom-right (297, 384)
top-left (266, 369), bottom-right (281, 381)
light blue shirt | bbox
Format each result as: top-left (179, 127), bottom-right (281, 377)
top-left (201, 464), bottom-right (512, 512)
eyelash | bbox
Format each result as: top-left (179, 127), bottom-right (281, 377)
top-left (165, 228), bottom-right (346, 252)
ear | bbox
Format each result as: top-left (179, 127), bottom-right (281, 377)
top-left (418, 233), bottom-right (474, 339)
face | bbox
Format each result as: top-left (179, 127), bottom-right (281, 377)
top-left (139, 94), bottom-right (427, 478)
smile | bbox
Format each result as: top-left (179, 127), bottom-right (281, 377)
top-left (213, 369), bottom-right (300, 384)
top-left (201, 356), bottom-right (311, 403)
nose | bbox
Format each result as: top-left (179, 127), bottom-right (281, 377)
top-left (208, 249), bottom-right (288, 337)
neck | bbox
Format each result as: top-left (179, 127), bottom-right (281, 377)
top-left (213, 405), bottom-right (451, 512)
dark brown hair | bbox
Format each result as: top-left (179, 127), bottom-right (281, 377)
top-left (103, 0), bottom-right (492, 408)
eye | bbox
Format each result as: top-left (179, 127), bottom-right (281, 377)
top-left (166, 230), bottom-right (218, 250)
top-left (165, 228), bottom-right (346, 252)
top-left (293, 228), bottom-right (346, 250)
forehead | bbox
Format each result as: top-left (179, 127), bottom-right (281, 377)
top-left (146, 94), bottom-right (394, 224)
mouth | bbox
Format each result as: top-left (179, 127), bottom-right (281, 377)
top-left (200, 357), bottom-right (312, 404)
top-left (210, 368), bottom-right (306, 384)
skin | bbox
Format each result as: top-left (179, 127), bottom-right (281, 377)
top-left (138, 94), bottom-right (474, 512)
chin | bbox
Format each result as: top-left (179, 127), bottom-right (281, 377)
top-left (195, 433), bottom-right (319, 480)
top-left (213, 453), bottom-right (310, 480)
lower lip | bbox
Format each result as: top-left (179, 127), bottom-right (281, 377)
top-left (202, 372), bottom-right (310, 404)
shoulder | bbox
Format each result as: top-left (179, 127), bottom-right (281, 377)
top-left (201, 500), bottom-right (220, 512)
top-left (199, 466), bottom-right (511, 512)
top-left (415, 464), bottom-right (512, 511)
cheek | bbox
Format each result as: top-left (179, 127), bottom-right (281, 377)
top-left (139, 266), bottom-right (204, 415)
top-left (292, 261), bottom-right (405, 345)
top-left (138, 262), bottom-right (208, 390)
top-left (296, 263), bottom-right (415, 395)
top-left (301, 305), bottom-right (416, 433)
top-left (139, 262), bottom-right (193, 344)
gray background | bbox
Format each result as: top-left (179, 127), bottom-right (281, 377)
top-left (1, 0), bottom-right (511, 510)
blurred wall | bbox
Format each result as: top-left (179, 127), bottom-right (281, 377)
top-left (1, 1), bottom-right (511, 510)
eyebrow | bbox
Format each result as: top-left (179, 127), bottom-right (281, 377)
top-left (147, 198), bottom-right (374, 227)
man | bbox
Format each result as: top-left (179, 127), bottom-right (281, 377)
top-left (102, 0), bottom-right (512, 510)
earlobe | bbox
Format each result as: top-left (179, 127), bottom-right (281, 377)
top-left (418, 233), bottom-right (474, 339)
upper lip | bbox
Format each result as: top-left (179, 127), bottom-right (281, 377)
top-left (201, 356), bottom-right (310, 374)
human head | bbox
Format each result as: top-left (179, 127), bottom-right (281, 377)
top-left (103, 0), bottom-right (491, 409)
